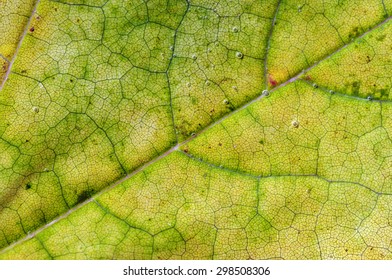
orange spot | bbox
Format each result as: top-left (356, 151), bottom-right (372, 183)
top-left (268, 74), bottom-right (278, 87)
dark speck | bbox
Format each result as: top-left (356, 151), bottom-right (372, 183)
top-left (376, 34), bottom-right (386, 41)
top-left (76, 190), bottom-right (94, 204)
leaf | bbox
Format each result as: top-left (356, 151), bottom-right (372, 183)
top-left (0, 0), bottom-right (392, 259)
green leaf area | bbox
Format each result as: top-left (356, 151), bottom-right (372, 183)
top-left (1, 0), bottom-right (392, 259)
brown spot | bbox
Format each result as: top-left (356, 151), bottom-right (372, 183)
top-left (76, 190), bottom-right (94, 204)
top-left (29, 27), bottom-right (35, 32)
top-left (218, 143), bottom-right (222, 146)
top-left (304, 75), bottom-right (312, 81)
top-left (268, 74), bottom-right (278, 87)
top-left (183, 148), bottom-right (188, 153)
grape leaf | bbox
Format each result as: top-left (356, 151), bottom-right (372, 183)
top-left (1, 0), bottom-right (392, 259)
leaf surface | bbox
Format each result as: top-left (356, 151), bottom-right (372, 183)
top-left (1, 0), bottom-right (392, 259)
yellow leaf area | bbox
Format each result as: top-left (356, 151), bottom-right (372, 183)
top-left (307, 20), bottom-right (392, 100)
top-left (1, 0), bottom-right (392, 260)
top-left (267, 0), bottom-right (391, 86)
top-left (0, 0), bottom-right (37, 83)
top-left (2, 152), bottom-right (391, 260)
